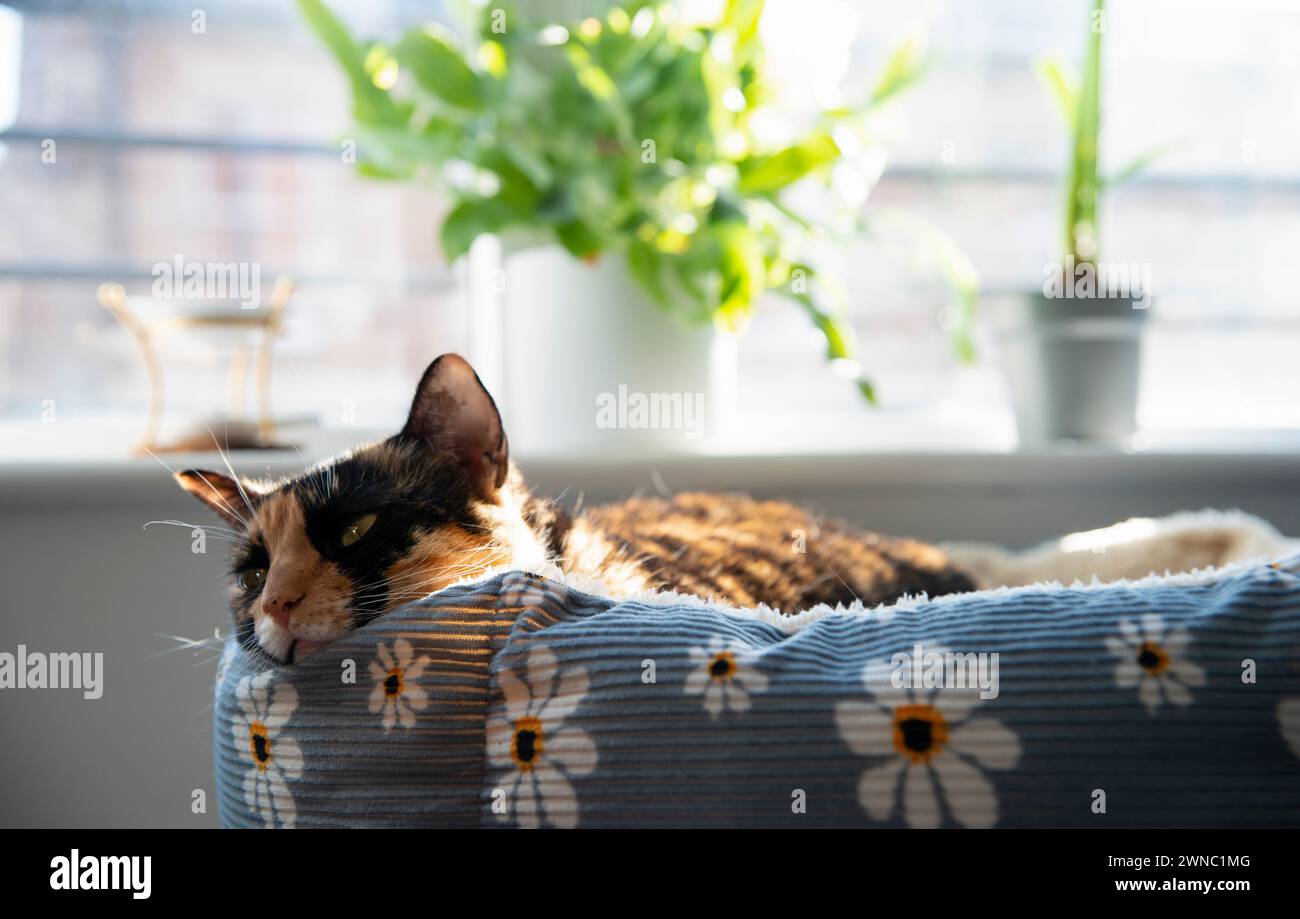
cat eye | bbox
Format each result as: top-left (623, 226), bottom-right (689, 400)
top-left (237, 568), bottom-right (267, 591)
top-left (340, 513), bottom-right (378, 547)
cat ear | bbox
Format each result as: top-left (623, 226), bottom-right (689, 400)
top-left (175, 469), bottom-right (254, 529)
top-left (401, 353), bottom-right (509, 500)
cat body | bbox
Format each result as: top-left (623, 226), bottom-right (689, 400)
top-left (177, 355), bottom-right (974, 663)
top-left (558, 493), bottom-right (974, 609)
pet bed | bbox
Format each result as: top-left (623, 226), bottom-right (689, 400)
top-left (214, 555), bottom-right (1300, 828)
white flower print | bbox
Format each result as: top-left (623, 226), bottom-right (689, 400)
top-left (835, 653), bottom-right (1021, 828)
top-left (368, 639), bottom-right (431, 731)
top-left (486, 645), bottom-right (597, 829)
top-left (230, 671), bottom-right (303, 828)
top-left (1278, 698), bottom-right (1300, 760)
top-left (684, 636), bottom-right (770, 719)
top-left (1105, 613), bottom-right (1206, 714)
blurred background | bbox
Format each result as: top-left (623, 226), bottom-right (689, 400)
top-left (3, 0), bottom-right (1300, 449)
top-left (1, 0), bottom-right (1298, 826)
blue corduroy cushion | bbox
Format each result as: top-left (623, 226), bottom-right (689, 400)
top-left (215, 558), bottom-right (1300, 828)
top-left (213, 576), bottom-right (520, 828)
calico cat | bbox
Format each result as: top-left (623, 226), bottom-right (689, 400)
top-left (177, 354), bottom-right (975, 663)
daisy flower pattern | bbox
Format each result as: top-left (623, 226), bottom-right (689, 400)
top-left (1105, 614), bottom-right (1206, 714)
top-left (684, 636), bottom-right (770, 719)
top-left (486, 645), bottom-right (597, 828)
top-left (231, 671), bottom-right (303, 828)
top-left (835, 654), bottom-right (1021, 828)
top-left (368, 639), bottom-right (431, 731)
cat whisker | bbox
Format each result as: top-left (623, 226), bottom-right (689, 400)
top-left (822, 561), bottom-right (860, 605)
top-left (378, 553), bottom-right (505, 585)
top-left (153, 632), bottom-right (225, 658)
top-left (363, 572), bottom-right (474, 599)
top-left (205, 429), bottom-right (258, 524)
top-left (368, 542), bottom-right (510, 589)
top-left (145, 447), bottom-right (254, 530)
top-left (142, 519), bottom-right (244, 542)
top-left (293, 444), bottom-right (335, 505)
top-left (349, 563), bottom-right (496, 606)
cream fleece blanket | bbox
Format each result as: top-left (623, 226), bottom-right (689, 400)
top-left (943, 508), bottom-right (1300, 590)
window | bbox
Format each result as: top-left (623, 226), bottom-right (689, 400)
top-left (2, 0), bottom-right (1297, 456)
top-left (0, 0), bottom-right (463, 448)
top-left (732, 0), bottom-right (1300, 448)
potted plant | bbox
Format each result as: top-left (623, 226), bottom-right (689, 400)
top-left (998, 0), bottom-right (1166, 445)
top-left (299, 0), bottom-right (958, 451)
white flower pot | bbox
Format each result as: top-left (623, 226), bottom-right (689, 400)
top-left (499, 245), bottom-right (735, 456)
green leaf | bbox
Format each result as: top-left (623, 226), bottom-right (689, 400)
top-left (355, 117), bottom-right (459, 164)
top-left (672, 258), bottom-right (707, 302)
top-left (1065, 0), bottom-right (1105, 265)
top-left (736, 131), bottom-right (840, 194)
top-left (1103, 139), bottom-right (1185, 187)
top-left (870, 35), bottom-right (927, 108)
top-left (701, 36), bottom-right (740, 142)
top-left (722, 0), bottom-right (765, 52)
top-left (297, 0), bottom-right (408, 126)
top-left (793, 292), bottom-right (854, 359)
top-left (565, 44), bottom-right (634, 143)
top-left (356, 160), bottom-right (415, 181)
top-left (555, 219), bottom-right (603, 259)
top-left (627, 239), bottom-right (670, 307)
top-left (669, 258), bottom-right (717, 323)
top-left (478, 39), bottom-right (508, 79)
top-left (497, 144), bottom-right (552, 191)
top-left (777, 267), bottom-right (877, 406)
top-left (396, 25), bottom-right (483, 110)
top-left (711, 222), bottom-right (766, 326)
top-left (439, 197), bottom-right (516, 262)
top-left (477, 149), bottom-right (544, 212)
top-left (874, 207), bottom-right (980, 363)
top-left (1035, 56), bottom-right (1078, 132)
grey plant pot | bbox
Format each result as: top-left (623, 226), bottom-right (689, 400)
top-left (997, 292), bottom-right (1149, 445)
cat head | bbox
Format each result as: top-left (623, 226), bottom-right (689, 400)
top-left (176, 353), bottom-right (546, 664)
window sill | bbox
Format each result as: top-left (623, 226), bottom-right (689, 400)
top-left (2, 438), bottom-right (1299, 508)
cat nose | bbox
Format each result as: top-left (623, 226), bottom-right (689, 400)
top-left (262, 592), bottom-right (305, 629)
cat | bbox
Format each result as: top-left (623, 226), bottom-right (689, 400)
top-left (177, 354), bottom-right (975, 664)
